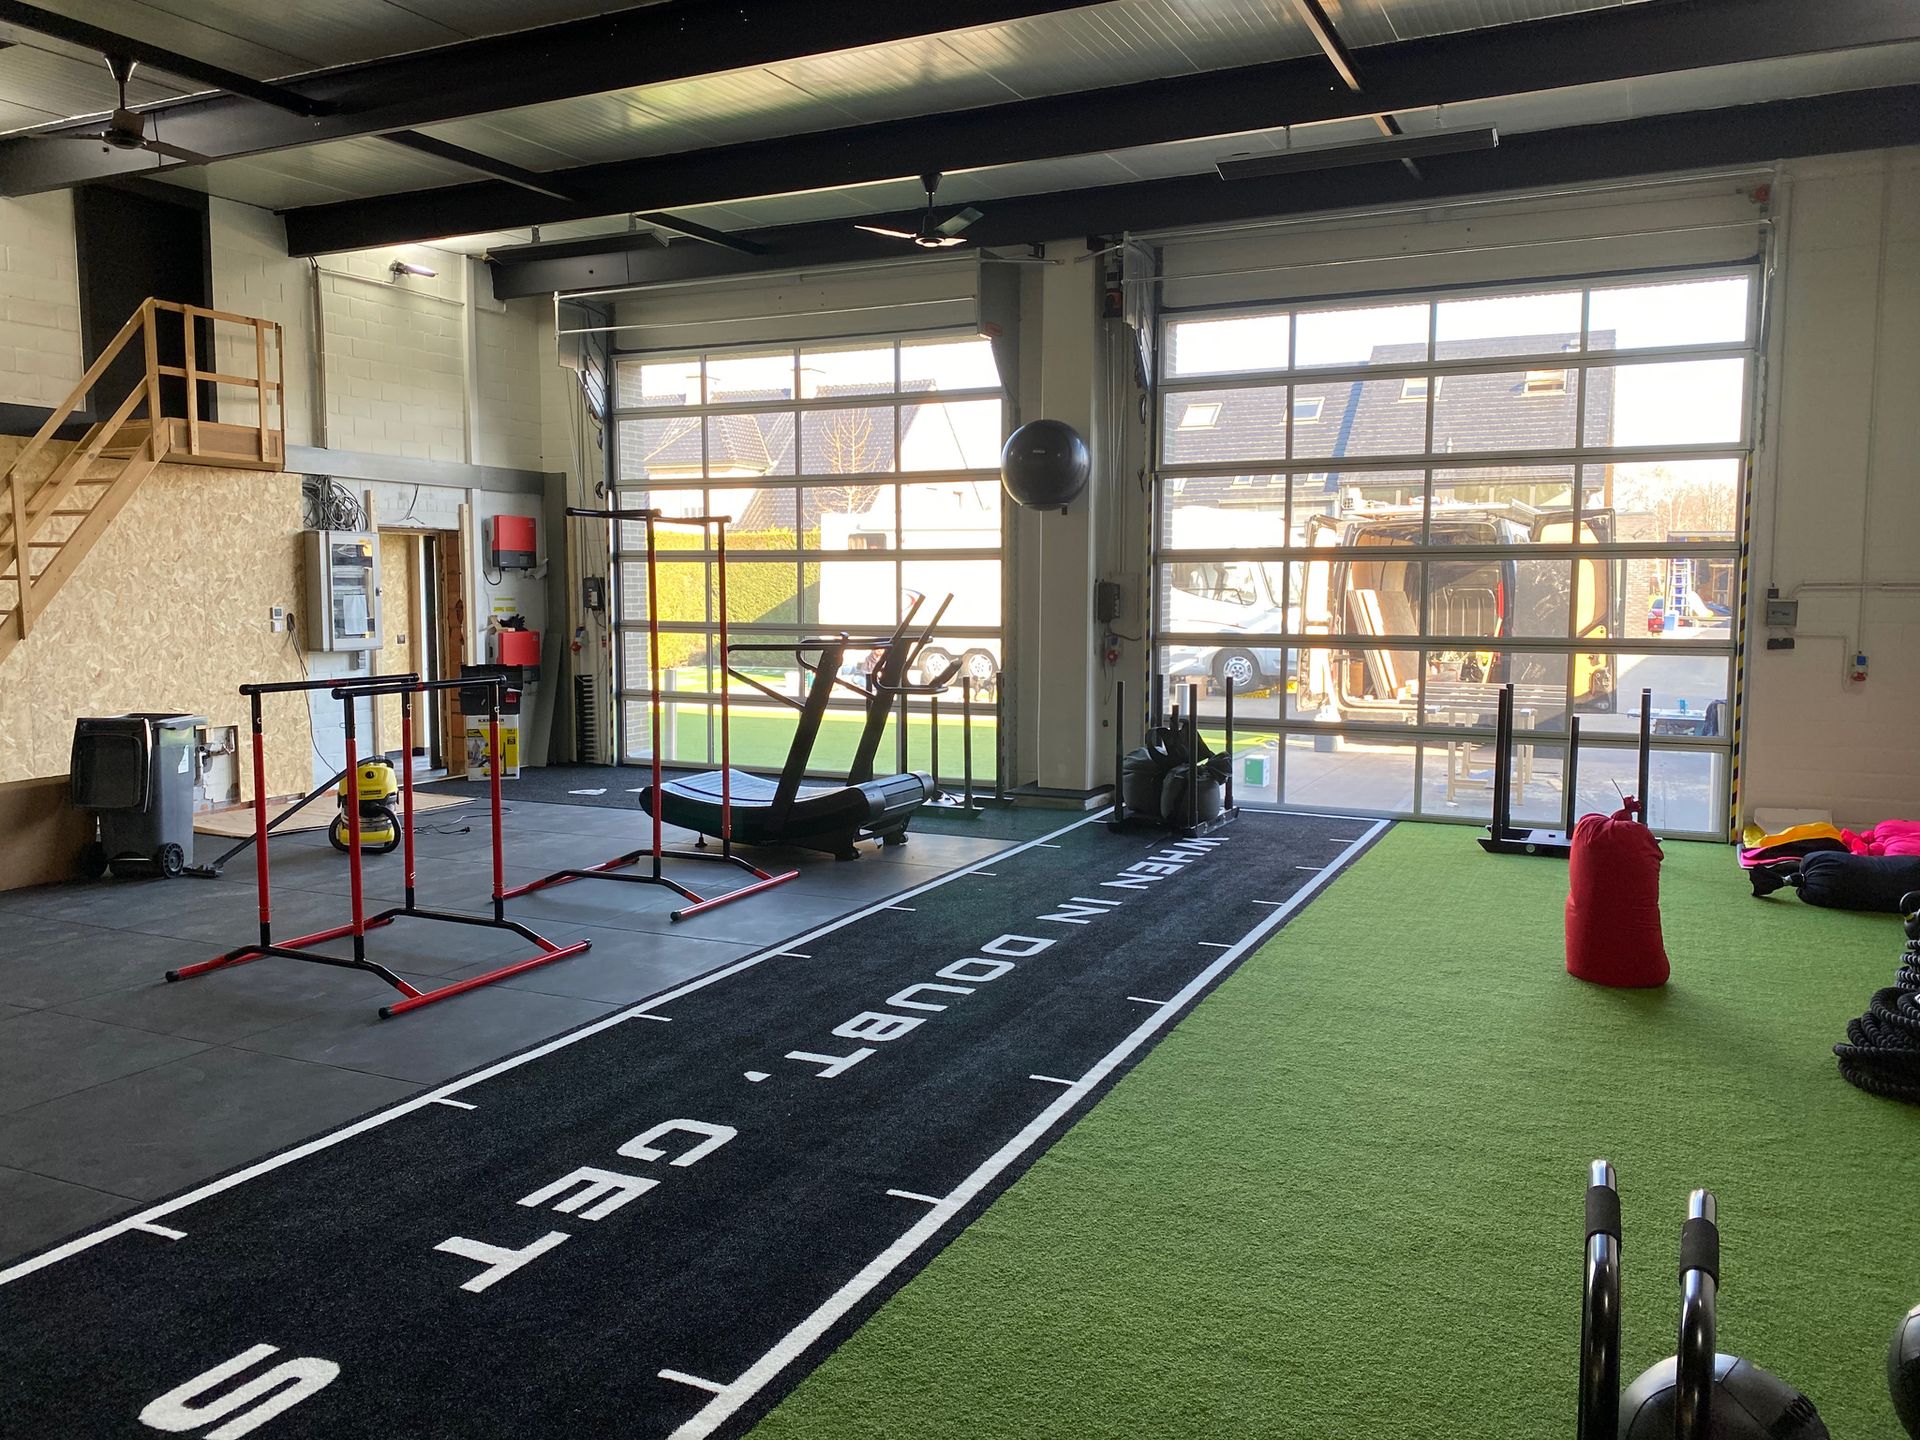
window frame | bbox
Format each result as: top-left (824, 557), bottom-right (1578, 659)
top-left (608, 336), bottom-right (1009, 788)
top-left (1152, 265), bottom-right (1760, 839)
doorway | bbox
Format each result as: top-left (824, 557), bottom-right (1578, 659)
top-left (429, 532), bottom-right (469, 774)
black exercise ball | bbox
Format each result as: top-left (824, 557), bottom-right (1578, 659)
top-left (1892, 1303), bottom-right (1920, 1436)
top-left (1000, 419), bottom-right (1090, 510)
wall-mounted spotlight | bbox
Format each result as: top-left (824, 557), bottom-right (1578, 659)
top-left (389, 260), bottom-right (437, 279)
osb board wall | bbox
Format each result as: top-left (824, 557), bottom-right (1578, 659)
top-left (0, 436), bottom-right (312, 798)
top-left (375, 531), bottom-right (416, 743)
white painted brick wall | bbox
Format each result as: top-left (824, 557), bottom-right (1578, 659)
top-left (209, 199), bottom-right (314, 443)
top-left (0, 193), bottom-right (83, 409)
top-left (474, 289), bottom-right (544, 471)
top-left (317, 247), bottom-right (467, 461)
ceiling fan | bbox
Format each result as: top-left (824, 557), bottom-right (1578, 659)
top-left (35, 55), bottom-right (213, 166)
top-left (855, 172), bottom-right (983, 249)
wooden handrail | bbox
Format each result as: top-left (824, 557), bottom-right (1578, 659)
top-left (6, 299), bottom-right (152, 473)
top-left (3, 295), bottom-right (285, 664)
top-left (154, 366), bottom-right (283, 390)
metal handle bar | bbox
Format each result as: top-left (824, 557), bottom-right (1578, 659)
top-left (725, 635), bottom-right (915, 658)
top-left (329, 675), bottom-right (508, 701)
top-left (241, 672), bottom-right (418, 698)
top-left (1578, 1159), bottom-right (1621, 1440)
top-left (564, 505), bottom-right (731, 529)
top-left (871, 658), bottom-right (964, 696)
top-left (1676, 1189), bottom-right (1719, 1440)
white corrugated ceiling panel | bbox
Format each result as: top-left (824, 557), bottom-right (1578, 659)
top-left (13, 0), bottom-right (672, 83)
top-left (937, 0), bottom-right (1316, 93)
top-left (0, 24), bottom-right (190, 134)
top-left (1330, 0), bottom-right (1642, 48)
top-left (161, 134), bottom-right (475, 211)
top-left (423, 0), bottom-right (1320, 182)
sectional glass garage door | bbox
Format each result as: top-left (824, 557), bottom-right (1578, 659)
top-left (1153, 269), bottom-right (1757, 837)
top-left (609, 335), bottom-right (1006, 784)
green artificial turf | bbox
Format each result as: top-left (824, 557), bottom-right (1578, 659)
top-left (754, 824), bottom-right (1920, 1439)
top-left (664, 708), bottom-right (999, 783)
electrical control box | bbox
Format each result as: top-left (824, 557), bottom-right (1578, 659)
top-left (493, 628), bottom-right (541, 669)
top-left (1096, 580), bottom-right (1123, 623)
top-left (301, 530), bottom-right (382, 652)
top-left (489, 514), bottom-right (538, 571)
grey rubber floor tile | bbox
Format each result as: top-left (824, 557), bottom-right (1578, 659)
top-left (229, 983), bottom-right (615, 1084)
top-left (0, 1048), bottom-right (418, 1200)
top-left (0, 1167), bottom-right (140, 1266)
top-left (0, 1011), bottom-right (208, 1115)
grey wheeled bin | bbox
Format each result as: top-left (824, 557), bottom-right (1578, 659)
top-left (70, 713), bottom-right (207, 879)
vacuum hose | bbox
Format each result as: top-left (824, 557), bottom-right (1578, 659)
top-left (1834, 893), bottom-right (1920, 1103)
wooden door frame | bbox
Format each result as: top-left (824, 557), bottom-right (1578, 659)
top-left (430, 529), bottom-right (469, 774)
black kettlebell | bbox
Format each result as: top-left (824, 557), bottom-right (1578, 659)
top-left (1579, 1163), bottom-right (1829, 1439)
top-left (1892, 1302), bottom-right (1920, 1436)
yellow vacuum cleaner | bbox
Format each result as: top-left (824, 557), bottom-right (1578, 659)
top-left (328, 757), bottom-right (402, 854)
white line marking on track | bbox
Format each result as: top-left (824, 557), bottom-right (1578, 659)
top-left (743, 1071), bottom-right (770, 1083)
top-left (885, 1190), bottom-right (942, 1205)
top-left (885, 906), bottom-right (916, 913)
top-left (970, 870), bottom-right (997, 877)
top-left (1330, 837), bottom-right (1362, 843)
top-left (1197, 942), bottom-right (1231, 949)
top-left (428, 1097), bottom-right (477, 1110)
top-left (0, 810), bottom-right (1119, 1290)
top-left (1250, 899), bottom-right (1286, 906)
top-left (129, 1222), bottom-right (186, 1241)
top-left (1125, 996), bottom-right (1168, 1006)
top-left (773, 951), bottom-right (811, 960)
top-left (666, 814), bottom-right (1389, 1440)
top-left (1295, 865), bottom-right (1322, 872)
top-left (1028, 1074), bottom-right (1076, 1087)
top-left (659, 1370), bottom-right (729, 1395)
top-left (630, 1013), bottom-right (672, 1022)
top-left (1034, 842), bottom-right (1062, 848)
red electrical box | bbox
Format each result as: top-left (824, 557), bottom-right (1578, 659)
top-left (495, 628), bottom-right (541, 668)
top-left (490, 514), bottom-right (538, 570)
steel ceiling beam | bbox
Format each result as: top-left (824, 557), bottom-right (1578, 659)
top-left (1287, 0), bottom-right (1412, 167)
top-left (0, 0), bottom-right (1103, 196)
top-left (380, 131), bottom-right (579, 202)
top-left (0, 0), bottom-right (325, 113)
top-left (283, 0), bottom-right (1920, 255)
top-left (487, 86), bottom-right (1920, 299)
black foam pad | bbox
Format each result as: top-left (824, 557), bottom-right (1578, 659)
top-left (1680, 1215), bottom-right (1720, 1283)
top-left (1586, 1184), bottom-right (1621, 1240)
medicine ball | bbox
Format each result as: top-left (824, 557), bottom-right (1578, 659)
top-left (1000, 419), bottom-right (1090, 510)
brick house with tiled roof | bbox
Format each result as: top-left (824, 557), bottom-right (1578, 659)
top-left (1166, 332), bottom-right (1615, 512)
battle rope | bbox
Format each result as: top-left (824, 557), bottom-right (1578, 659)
top-left (1834, 893), bottom-right (1920, 1104)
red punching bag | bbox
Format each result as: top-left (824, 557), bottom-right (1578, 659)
top-left (1566, 801), bottom-right (1670, 988)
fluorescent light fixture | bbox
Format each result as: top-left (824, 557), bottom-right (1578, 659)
top-left (389, 260), bottom-right (437, 278)
top-left (1216, 127), bottom-right (1499, 182)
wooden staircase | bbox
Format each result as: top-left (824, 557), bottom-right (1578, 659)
top-left (1, 298), bottom-right (284, 668)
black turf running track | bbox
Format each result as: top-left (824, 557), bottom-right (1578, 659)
top-left (0, 810), bottom-right (1385, 1439)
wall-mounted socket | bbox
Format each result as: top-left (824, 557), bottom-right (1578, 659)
top-left (269, 605), bottom-right (287, 633)
top-left (1849, 652), bottom-right (1869, 684)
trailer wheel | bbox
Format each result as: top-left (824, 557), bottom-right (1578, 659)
top-left (1213, 649), bottom-right (1261, 693)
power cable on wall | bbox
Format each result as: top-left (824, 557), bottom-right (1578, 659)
top-left (302, 477), bottom-right (365, 532)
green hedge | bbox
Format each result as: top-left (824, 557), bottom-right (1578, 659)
top-left (646, 528), bottom-right (818, 673)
